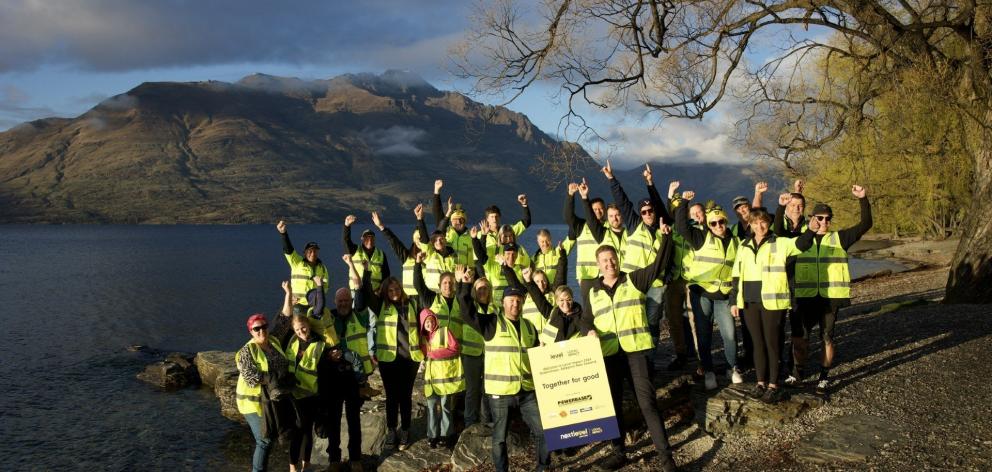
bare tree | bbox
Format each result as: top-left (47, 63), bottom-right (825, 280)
top-left (454, 0), bottom-right (992, 303)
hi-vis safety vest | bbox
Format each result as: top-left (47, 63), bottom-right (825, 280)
top-left (304, 307), bottom-right (341, 347)
top-left (445, 226), bottom-right (476, 267)
top-left (430, 296), bottom-right (464, 339)
top-left (340, 310), bottom-right (374, 375)
top-left (422, 246), bottom-right (456, 292)
top-left (401, 257), bottom-right (418, 296)
top-left (375, 301), bottom-right (424, 363)
top-left (483, 260), bottom-right (523, 302)
top-left (481, 221), bottom-right (527, 262)
top-left (286, 336), bottom-right (326, 399)
top-left (588, 278), bottom-right (653, 356)
top-left (686, 232), bottom-right (739, 295)
top-left (236, 339), bottom-right (288, 416)
top-left (285, 253), bottom-right (328, 305)
top-left (539, 313), bottom-right (582, 346)
top-left (621, 223), bottom-right (664, 288)
top-left (461, 302), bottom-right (492, 357)
top-left (423, 330), bottom-right (466, 396)
top-left (532, 239), bottom-right (574, 284)
top-left (795, 232), bottom-right (850, 299)
top-left (484, 315), bottom-right (537, 395)
top-left (732, 236), bottom-right (804, 310)
top-left (521, 291), bottom-right (554, 338)
top-left (671, 230), bottom-right (696, 282)
top-left (575, 224), bottom-right (627, 280)
top-left (349, 247), bottom-right (386, 292)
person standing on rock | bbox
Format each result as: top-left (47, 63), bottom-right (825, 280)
top-left (456, 275), bottom-right (549, 472)
top-left (344, 215), bottom-right (390, 295)
top-left (581, 234), bottom-right (679, 472)
top-left (564, 178), bottom-right (610, 304)
top-left (675, 193), bottom-right (743, 390)
top-left (788, 185), bottom-right (872, 395)
top-left (729, 209), bottom-right (815, 404)
top-left (236, 313), bottom-right (293, 472)
top-left (277, 220), bottom-right (329, 306)
top-left (354, 253), bottom-right (421, 452)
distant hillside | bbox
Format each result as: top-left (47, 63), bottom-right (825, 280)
top-left (0, 70), bottom-right (770, 224)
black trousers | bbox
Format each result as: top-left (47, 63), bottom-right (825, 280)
top-left (290, 395), bottom-right (319, 464)
top-left (323, 369), bottom-right (364, 462)
top-left (742, 304), bottom-right (786, 385)
top-left (379, 356), bottom-right (420, 430)
top-left (604, 351), bottom-right (671, 456)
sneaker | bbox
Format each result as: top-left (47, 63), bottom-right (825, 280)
top-left (816, 379), bottom-right (829, 395)
top-left (666, 354), bottom-right (687, 371)
top-left (784, 375), bottom-right (800, 387)
top-left (760, 387), bottom-right (782, 404)
top-left (428, 437), bottom-right (440, 449)
top-left (748, 384), bottom-right (766, 399)
top-left (397, 429), bottom-right (411, 451)
top-left (385, 428), bottom-right (398, 448)
top-left (728, 368), bottom-right (743, 384)
top-left (704, 371), bottom-right (717, 390)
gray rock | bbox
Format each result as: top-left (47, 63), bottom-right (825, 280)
top-left (196, 350), bottom-right (236, 387)
top-left (795, 414), bottom-right (899, 464)
top-left (704, 385), bottom-right (825, 436)
top-left (214, 370), bottom-right (243, 423)
top-left (377, 438), bottom-right (454, 472)
top-left (618, 373), bottom-right (694, 431)
top-left (310, 399), bottom-right (389, 465)
top-left (451, 423), bottom-right (530, 472)
top-left (137, 352), bottom-right (199, 389)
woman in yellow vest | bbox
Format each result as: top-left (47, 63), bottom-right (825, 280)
top-left (279, 313), bottom-right (328, 472)
top-left (354, 263), bottom-right (421, 451)
top-left (520, 268), bottom-right (588, 345)
top-left (674, 195), bottom-right (742, 389)
top-left (729, 209), bottom-right (814, 403)
top-left (236, 313), bottom-right (292, 472)
top-left (372, 210), bottom-right (424, 296)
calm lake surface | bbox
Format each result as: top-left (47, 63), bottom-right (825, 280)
top-left (0, 224), bottom-right (905, 469)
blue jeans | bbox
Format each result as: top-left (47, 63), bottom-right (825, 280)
top-left (244, 413), bottom-right (272, 472)
top-left (426, 394), bottom-right (455, 439)
top-left (489, 391), bottom-right (549, 472)
top-left (689, 291), bottom-right (737, 371)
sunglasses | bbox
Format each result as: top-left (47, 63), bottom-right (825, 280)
top-left (251, 324), bottom-right (268, 332)
top-left (814, 215), bottom-right (832, 222)
top-left (709, 219), bottom-right (727, 227)
top-left (640, 208), bottom-right (654, 216)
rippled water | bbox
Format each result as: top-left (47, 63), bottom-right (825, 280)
top-left (0, 225), bottom-right (902, 469)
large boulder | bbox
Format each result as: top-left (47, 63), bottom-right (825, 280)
top-left (214, 370), bottom-right (243, 423)
top-left (310, 399), bottom-right (389, 465)
top-left (451, 423), bottom-right (531, 472)
top-left (794, 414), bottom-right (899, 465)
top-left (137, 352), bottom-right (199, 389)
top-left (705, 384), bottom-right (825, 436)
top-left (378, 438), bottom-right (455, 472)
top-left (196, 350), bottom-right (236, 387)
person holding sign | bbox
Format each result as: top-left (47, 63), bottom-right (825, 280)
top-left (457, 270), bottom-right (549, 472)
top-left (582, 227), bottom-right (679, 472)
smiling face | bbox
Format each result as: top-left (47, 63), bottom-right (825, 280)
top-left (556, 291), bottom-right (574, 313)
top-left (432, 234), bottom-right (446, 251)
top-left (503, 294), bottom-right (523, 319)
top-left (751, 218), bottom-right (770, 239)
top-left (473, 279), bottom-right (492, 304)
top-left (486, 212), bottom-right (500, 231)
top-left (250, 321), bottom-right (269, 343)
top-left (591, 201), bottom-right (606, 221)
top-left (689, 204), bottom-right (705, 225)
top-left (812, 213), bottom-right (832, 234)
top-left (596, 248), bottom-right (619, 278)
top-left (335, 288), bottom-right (352, 315)
top-left (537, 233), bottom-right (551, 253)
top-left (533, 271), bottom-right (549, 292)
top-left (639, 204), bottom-right (656, 226)
top-left (304, 247), bottom-right (319, 264)
top-left (451, 215), bottom-right (466, 231)
top-left (361, 234), bottom-right (375, 250)
top-left (292, 318), bottom-right (310, 340)
top-left (735, 204), bottom-right (751, 220)
top-left (386, 279), bottom-right (403, 302)
top-left (439, 273), bottom-right (455, 298)
top-left (708, 217), bottom-right (728, 238)
top-left (787, 196), bottom-right (805, 221)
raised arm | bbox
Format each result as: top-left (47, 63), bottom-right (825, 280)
top-left (414, 204), bottom-right (429, 244)
top-left (752, 181), bottom-right (768, 209)
top-left (342, 215), bottom-right (358, 255)
top-left (432, 179), bottom-right (445, 230)
top-left (607, 167), bottom-right (639, 231)
top-left (413, 257), bottom-right (437, 307)
top-left (838, 185), bottom-right (873, 249)
top-left (455, 275), bottom-right (498, 341)
top-left (551, 246), bottom-right (568, 289)
top-left (277, 220), bottom-right (294, 255)
top-left (522, 268), bottom-right (553, 318)
top-left (563, 184), bottom-right (586, 235)
top-left (517, 194), bottom-right (531, 228)
top-left (374, 211), bottom-right (411, 261)
top-left (281, 280), bottom-right (294, 316)
top-left (674, 193), bottom-right (707, 250)
top-left (772, 193), bottom-right (790, 237)
top-left (644, 165), bottom-right (673, 224)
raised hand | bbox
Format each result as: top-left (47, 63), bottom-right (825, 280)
top-left (276, 220), bottom-right (287, 234)
top-left (415, 251), bottom-right (426, 263)
top-left (567, 182), bottom-right (579, 196)
top-left (658, 224), bottom-right (672, 235)
top-left (667, 180), bottom-right (680, 199)
top-left (342, 254), bottom-right (353, 265)
top-left (852, 184), bottom-right (866, 198)
top-left (681, 190), bottom-right (695, 201)
top-left (455, 264), bottom-right (465, 282)
top-left (434, 179), bottom-right (444, 194)
top-left (778, 193), bottom-right (792, 206)
top-left (642, 163), bottom-right (653, 184)
top-left (601, 160), bottom-right (614, 179)
top-left (281, 280), bottom-right (291, 293)
top-left (446, 196), bottom-right (454, 217)
top-left (794, 179), bottom-right (805, 194)
top-left (521, 267), bottom-right (533, 283)
top-left (755, 181), bottom-right (769, 194)
top-left (808, 215), bottom-right (821, 232)
top-left (578, 178), bottom-right (590, 199)
top-left (414, 203), bottom-right (424, 220)
top-left (470, 226), bottom-right (479, 238)
top-left (461, 267), bottom-right (475, 284)
top-left (371, 211), bottom-right (384, 230)
top-left (344, 215), bottom-right (357, 227)
top-left (517, 194), bottom-right (528, 206)
top-left (312, 275), bottom-right (324, 287)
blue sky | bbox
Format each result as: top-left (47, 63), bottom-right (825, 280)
top-left (0, 0), bottom-right (787, 168)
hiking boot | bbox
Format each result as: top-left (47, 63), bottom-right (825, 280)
top-left (428, 437), bottom-right (440, 449)
top-left (397, 429), bottom-right (411, 451)
top-left (784, 375), bottom-right (800, 387)
top-left (816, 379), bottom-right (829, 395)
top-left (666, 354), bottom-right (687, 371)
top-left (760, 387), bottom-right (782, 404)
top-left (747, 384), bottom-right (766, 399)
top-left (704, 371), bottom-right (717, 390)
top-left (728, 368), bottom-right (743, 384)
top-left (385, 428), bottom-right (398, 448)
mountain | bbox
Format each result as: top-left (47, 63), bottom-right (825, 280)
top-left (0, 70), bottom-right (591, 224)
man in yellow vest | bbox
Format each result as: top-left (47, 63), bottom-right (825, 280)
top-left (479, 195), bottom-right (532, 263)
top-left (564, 179), bottom-right (609, 304)
top-left (663, 181), bottom-right (701, 371)
top-left (278, 220), bottom-right (329, 306)
top-left (577, 178), bottom-right (629, 303)
top-left (432, 179), bottom-right (476, 267)
top-left (343, 215), bottom-right (391, 294)
top-left (457, 277), bottom-right (548, 472)
top-left (789, 185), bottom-right (871, 395)
top-left (581, 235), bottom-right (678, 472)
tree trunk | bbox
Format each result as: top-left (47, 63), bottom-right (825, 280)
top-left (944, 106), bottom-right (992, 303)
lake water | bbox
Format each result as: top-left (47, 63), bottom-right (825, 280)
top-left (0, 224), bottom-right (905, 469)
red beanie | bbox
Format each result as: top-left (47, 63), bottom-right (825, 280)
top-left (246, 313), bottom-right (267, 333)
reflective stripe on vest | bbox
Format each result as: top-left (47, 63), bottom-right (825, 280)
top-left (521, 291), bottom-right (553, 339)
top-left (235, 339), bottom-right (287, 416)
top-left (445, 226), bottom-right (475, 267)
top-left (287, 337), bottom-right (326, 398)
top-left (343, 310), bottom-right (373, 375)
top-left (539, 313), bottom-right (582, 346)
top-left (484, 315), bottom-right (536, 395)
top-left (285, 253), bottom-right (328, 305)
top-left (621, 223), bottom-right (664, 288)
top-left (588, 278), bottom-right (652, 356)
top-left (461, 302), bottom-right (493, 357)
top-left (423, 343), bottom-right (465, 396)
top-left (375, 301), bottom-right (423, 362)
top-left (795, 231), bottom-right (851, 299)
top-left (734, 237), bottom-right (798, 310)
top-left (671, 230), bottom-right (696, 282)
top-left (687, 232), bottom-right (738, 295)
top-left (349, 247), bottom-right (386, 291)
top-left (402, 258), bottom-right (418, 296)
top-left (425, 250), bottom-right (456, 292)
top-left (576, 224), bottom-right (627, 280)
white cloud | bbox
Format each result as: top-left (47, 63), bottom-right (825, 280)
top-left (361, 126), bottom-right (428, 156)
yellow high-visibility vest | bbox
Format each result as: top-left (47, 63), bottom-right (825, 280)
top-left (587, 278), bottom-right (653, 356)
top-left (483, 315), bottom-right (537, 395)
top-left (794, 232), bottom-right (850, 299)
top-left (235, 339), bottom-right (287, 416)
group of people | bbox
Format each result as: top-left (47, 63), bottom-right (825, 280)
top-left (235, 168), bottom-right (871, 472)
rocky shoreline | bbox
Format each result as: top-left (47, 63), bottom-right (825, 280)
top-left (136, 238), bottom-right (992, 470)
